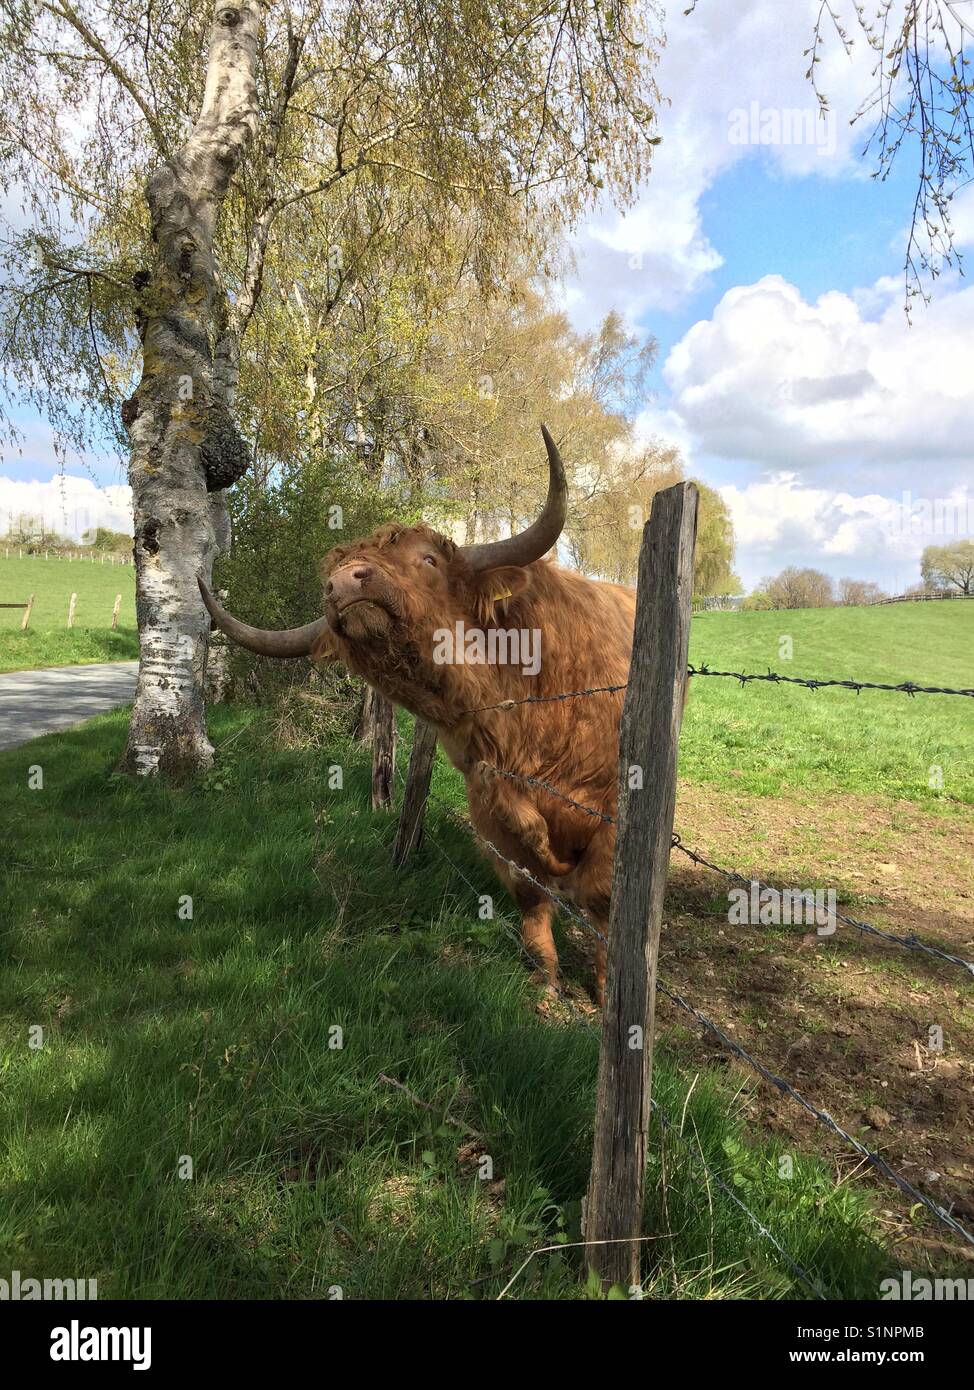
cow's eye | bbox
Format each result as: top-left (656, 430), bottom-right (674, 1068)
top-left (423, 554), bottom-right (437, 567)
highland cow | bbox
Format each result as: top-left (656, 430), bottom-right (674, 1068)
top-left (200, 428), bottom-right (635, 1001)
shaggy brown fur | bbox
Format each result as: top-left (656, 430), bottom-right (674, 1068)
top-left (315, 524), bottom-right (635, 1002)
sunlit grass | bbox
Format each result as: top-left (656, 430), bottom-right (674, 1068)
top-left (685, 603), bottom-right (973, 806)
top-left (0, 552), bottom-right (137, 671)
top-left (0, 707), bottom-right (894, 1299)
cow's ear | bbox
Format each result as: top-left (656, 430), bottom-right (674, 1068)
top-left (471, 565), bottom-right (532, 622)
top-left (311, 627), bottom-right (341, 665)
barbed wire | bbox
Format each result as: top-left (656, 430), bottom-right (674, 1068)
top-left (478, 763), bottom-right (615, 825)
top-left (414, 778), bottom-right (825, 1297)
top-left (656, 981), bottom-right (974, 1252)
top-left (461, 683), bottom-right (627, 716)
top-left (461, 664), bottom-right (974, 716)
top-left (428, 795), bottom-right (974, 1253)
top-left (475, 762), bottom-right (974, 980)
top-left (669, 834), bottom-right (974, 979)
top-left (648, 1097), bottom-right (826, 1300)
top-left (687, 664), bottom-right (974, 699)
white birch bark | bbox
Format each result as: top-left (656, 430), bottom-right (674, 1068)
top-left (120, 1), bottom-right (262, 776)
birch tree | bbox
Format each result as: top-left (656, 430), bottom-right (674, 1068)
top-left (0, 0), bottom-right (663, 775)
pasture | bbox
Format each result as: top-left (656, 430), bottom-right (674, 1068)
top-left (0, 552), bottom-right (137, 673)
top-left (1, 600), bottom-right (971, 1297)
top-left (685, 602), bottom-right (973, 807)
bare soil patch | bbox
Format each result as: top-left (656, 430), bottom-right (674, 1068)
top-left (648, 783), bottom-right (974, 1267)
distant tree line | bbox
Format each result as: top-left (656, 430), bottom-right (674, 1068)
top-left (3, 516), bottom-right (131, 555)
top-left (743, 540), bottom-right (974, 609)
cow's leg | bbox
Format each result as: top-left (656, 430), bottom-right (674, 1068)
top-left (473, 765), bottom-right (574, 877)
top-left (571, 826), bottom-right (615, 1008)
top-left (483, 850), bottom-right (560, 992)
top-left (468, 787), bottom-right (563, 992)
top-left (511, 880), bottom-right (560, 993)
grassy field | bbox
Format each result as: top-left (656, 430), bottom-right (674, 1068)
top-left (2, 599), bottom-right (971, 1299)
top-left (0, 552), bottom-right (137, 672)
top-left (0, 706), bottom-right (895, 1300)
top-left (685, 603), bottom-right (974, 807)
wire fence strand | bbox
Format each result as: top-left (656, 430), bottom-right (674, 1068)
top-left (669, 834), bottom-right (974, 979)
top-left (431, 794), bottom-right (974, 1254)
top-left (461, 663), bottom-right (974, 716)
top-left (415, 777), bottom-right (826, 1297)
top-left (687, 663), bottom-right (974, 699)
top-left (475, 761), bottom-right (974, 980)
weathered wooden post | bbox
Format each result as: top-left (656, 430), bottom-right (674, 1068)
top-left (392, 720), bottom-right (439, 866)
top-left (356, 685), bottom-right (397, 811)
top-left (21, 595), bottom-right (34, 631)
top-left (583, 480), bottom-right (698, 1291)
top-left (67, 592), bottom-right (77, 628)
top-left (111, 594), bottom-right (122, 630)
top-left (371, 696), bottom-right (396, 811)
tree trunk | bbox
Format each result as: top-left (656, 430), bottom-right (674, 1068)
top-left (118, 1), bottom-right (262, 777)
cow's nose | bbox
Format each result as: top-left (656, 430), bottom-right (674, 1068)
top-left (327, 564), bottom-right (373, 600)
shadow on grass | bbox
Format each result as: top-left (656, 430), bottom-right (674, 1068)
top-left (0, 706), bottom-right (894, 1298)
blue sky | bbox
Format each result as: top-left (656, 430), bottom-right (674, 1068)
top-left (2, 1), bottom-right (972, 593)
top-left (563, 1), bottom-right (974, 592)
top-left (657, 155), bottom-right (919, 367)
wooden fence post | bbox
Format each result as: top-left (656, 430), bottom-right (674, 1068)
top-left (392, 720), bottom-right (438, 866)
top-left (583, 480), bottom-right (698, 1291)
top-left (354, 685), bottom-right (396, 810)
top-left (21, 595), bottom-right (34, 631)
top-left (67, 592), bottom-right (77, 628)
top-left (355, 684), bottom-right (379, 743)
top-left (371, 695), bottom-right (396, 811)
top-left (111, 594), bottom-right (122, 629)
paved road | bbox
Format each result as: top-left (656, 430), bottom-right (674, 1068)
top-left (0, 662), bottom-right (138, 750)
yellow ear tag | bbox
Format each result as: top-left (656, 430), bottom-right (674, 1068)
top-left (491, 586), bottom-right (513, 603)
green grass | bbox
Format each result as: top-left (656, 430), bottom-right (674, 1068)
top-left (0, 552), bottom-right (137, 672)
top-left (0, 708), bottom-right (894, 1300)
top-left (685, 603), bottom-right (974, 806)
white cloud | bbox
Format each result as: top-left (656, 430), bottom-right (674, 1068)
top-left (718, 475), bottom-right (973, 590)
top-left (564, 0), bottom-right (878, 327)
top-left (632, 403), bottom-right (695, 455)
top-left (950, 182), bottom-right (974, 248)
top-left (0, 474), bottom-right (133, 541)
top-left (663, 274), bottom-right (974, 485)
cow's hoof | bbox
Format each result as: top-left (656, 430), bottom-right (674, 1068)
top-left (533, 979), bottom-right (563, 1015)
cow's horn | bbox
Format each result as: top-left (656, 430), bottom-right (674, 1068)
top-left (461, 424), bottom-right (567, 573)
top-left (198, 577), bottom-right (330, 659)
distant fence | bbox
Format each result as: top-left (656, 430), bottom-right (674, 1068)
top-left (870, 590), bottom-right (973, 605)
top-left (0, 595), bottom-right (34, 630)
top-left (3, 547), bottom-right (132, 565)
top-left (0, 592), bottom-right (123, 629)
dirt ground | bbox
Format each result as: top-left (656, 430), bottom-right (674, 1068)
top-left (560, 782), bottom-right (974, 1270)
